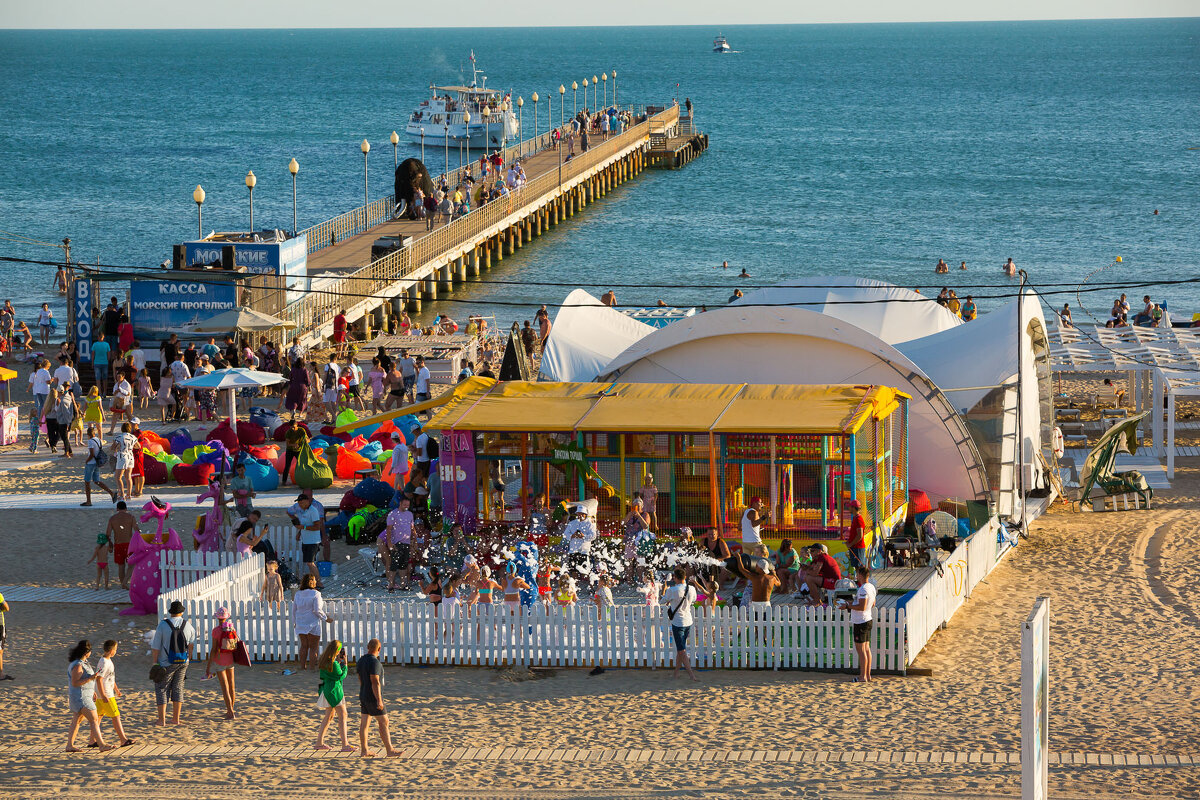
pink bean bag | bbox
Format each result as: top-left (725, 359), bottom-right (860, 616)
top-left (208, 419), bottom-right (240, 453)
top-left (236, 421), bottom-right (266, 447)
top-left (172, 462), bottom-right (216, 486)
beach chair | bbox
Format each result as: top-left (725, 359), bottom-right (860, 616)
top-left (1090, 389), bottom-right (1121, 409)
top-left (1071, 413), bottom-right (1153, 511)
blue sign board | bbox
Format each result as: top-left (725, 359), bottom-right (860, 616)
top-left (72, 278), bottom-right (93, 363)
top-left (182, 234), bottom-right (307, 303)
top-left (129, 280), bottom-right (238, 342)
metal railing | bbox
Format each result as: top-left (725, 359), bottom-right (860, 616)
top-left (297, 195), bottom-right (397, 255)
top-left (280, 104), bottom-right (679, 344)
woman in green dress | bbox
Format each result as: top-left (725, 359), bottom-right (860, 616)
top-left (314, 640), bottom-right (353, 751)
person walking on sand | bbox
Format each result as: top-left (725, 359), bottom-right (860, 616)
top-left (0, 591), bottom-right (12, 681)
top-left (93, 639), bottom-right (134, 747)
top-left (149, 600), bottom-right (196, 727)
top-left (88, 532), bottom-right (112, 590)
top-left (292, 574), bottom-right (329, 670)
top-left (315, 641), bottom-right (354, 751)
top-left (204, 607), bottom-right (241, 719)
top-left (848, 566), bottom-right (876, 683)
top-left (81, 425), bottom-right (116, 507)
top-left (105, 502), bottom-right (139, 589)
top-left (357, 638), bottom-right (399, 757)
top-left (662, 567), bottom-right (698, 681)
top-left (65, 640), bottom-right (112, 752)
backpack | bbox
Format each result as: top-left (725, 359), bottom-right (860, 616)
top-left (160, 618), bottom-right (190, 664)
top-left (90, 439), bottom-right (109, 468)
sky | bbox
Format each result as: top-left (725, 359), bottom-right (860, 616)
top-left (0, 0), bottom-right (1195, 28)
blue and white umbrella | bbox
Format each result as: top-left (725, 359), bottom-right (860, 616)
top-left (177, 367), bottom-right (285, 432)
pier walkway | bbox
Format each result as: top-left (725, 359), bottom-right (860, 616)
top-left (252, 104), bottom-right (700, 347)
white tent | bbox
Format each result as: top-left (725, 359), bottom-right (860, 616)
top-left (898, 292), bottom-right (1052, 518)
top-left (598, 305), bottom-right (990, 505)
top-left (538, 289), bottom-right (656, 382)
top-left (733, 276), bottom-right (963, 344)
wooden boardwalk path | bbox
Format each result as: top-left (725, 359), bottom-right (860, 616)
top-left (0, 585), bottom-right (130, 604)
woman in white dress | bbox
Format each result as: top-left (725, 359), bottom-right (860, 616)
top-left (291, 574), bottom-right (330, 671)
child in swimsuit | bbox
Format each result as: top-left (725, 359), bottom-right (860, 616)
top-left (474, 566), bottom-right (500, 606)
top-left (441, 572), bottom-right (462, 616)
top-left (556, 575), bottom-right (577, 608)
top-left (260, 560), bottom-right (284, 609)
top-left (88, 533), bottom-right (112, 589)
top-left (501, 565), bottom-right (529, 613)
top-left (536, 563), bottom-right (555, 607)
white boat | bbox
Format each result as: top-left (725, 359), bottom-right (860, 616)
top-left (713, 33), bottom-right (731, 53)
top-left (404, 54), bottom-right (519, 151)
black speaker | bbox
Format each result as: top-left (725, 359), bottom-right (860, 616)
top-left (172, 244), bottom-right (186, 270)
top-left (221, 245), bottom-right (236, 269)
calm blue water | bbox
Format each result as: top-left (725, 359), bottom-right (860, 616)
top-left (1, 20), bottom-right (1197, 327)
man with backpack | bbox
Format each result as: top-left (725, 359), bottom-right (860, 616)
top-left (81, 425), bottom-right (116, 507)
top-left (149, 600), bottom-right (196, 726)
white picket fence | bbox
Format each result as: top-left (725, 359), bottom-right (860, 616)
top-left (159, 526), bottom-right (305, 592)
top-left (158, 554), bottom-right (263, 615)
top-left (174, 596), bottom-right (907, 672)
top-left (902, 517), bottom-right (1014, 663)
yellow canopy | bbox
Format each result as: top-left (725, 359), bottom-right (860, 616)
top-left (0, 366), bottom-right (16, 382)
top-left (409, 380), bottom-right (905, 435)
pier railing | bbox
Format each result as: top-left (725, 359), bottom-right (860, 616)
top-left (281, 104), bottom-right (678, 341)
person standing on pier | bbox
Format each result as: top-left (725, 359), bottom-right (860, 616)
top-left (333, 310), bottom-right (348, 359)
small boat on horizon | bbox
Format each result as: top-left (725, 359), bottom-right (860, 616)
top-left (713, 33), bottom-right (731, 53)
top-left (404, 52), bottom-right (519, 151)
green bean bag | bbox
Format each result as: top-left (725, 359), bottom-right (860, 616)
top-left (294, 443), bottom-right (334, 490)
top-left (182, 444), bottom-right (214, 465)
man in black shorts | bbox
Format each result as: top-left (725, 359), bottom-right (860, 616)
top-left (847, 566), bottom-right (877, 683)
top-left (357, 638), bottom-right (398, 757)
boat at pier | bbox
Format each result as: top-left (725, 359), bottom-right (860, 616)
top-left (405, 54), bottom-right (519, 151)
top-left (713, 33), bottom-right (731, 53)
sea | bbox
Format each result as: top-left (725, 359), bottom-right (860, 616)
top-left (0, 19), bottom-right (1197, 329)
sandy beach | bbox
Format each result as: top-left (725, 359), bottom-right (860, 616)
top-left (0, 457), bottom-right (1197, 798)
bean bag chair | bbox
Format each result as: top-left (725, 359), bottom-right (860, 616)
top-left (247, 444), bottom-right (279, 460)
top-left (141, 440), bottom-right (164, 456)
top-left (243, 456), bottom-right (280, 493)
top-left (141, 430), bottom-right (169, 451)
top-left (208, 419), bottom-right (241, 453)
top-left (380, 453), bottom-right (408, 488)
top-left (248, 407), bottom-right (280, 430)
top-left (335, 447), bottom-right (370, 480)
top-left (194, 443), bottom-right (232, 473)
top-left (353, 476), bottom-right (394, 508)
top-left (356, 422), bottom-right (382, 439)
top-left (173, 462), bottom-right (215, 486)
top-left (153, 451), bottom-right (183, 472)
top-left (340, 489), bottom-right (369, 513)
top-left (358, 441), bottom-right (383, 462)
top-left (346, 434), bottom-right (369, 452)
top-left (168, 429), bottom-right (197, 456)
top-left (394, 414), bottom-right (420, 444)
top-left (142, 455), bottom-right (169, 485)
top-left (320, 425), bottom-right (348, 440)
top-left (294, 444), bottom-right (334, 490)
top-left (308, 435), bottom-right (343, 452)
top-left (181, 444), bottom-right (214, 465)
top-left (236, 421), bottom-right (267, 447)
top-left (271, 453), bottom-right (296, 484)
top-left (368, 429), bottom-right (394, 446)
top-left (335, 409), bottom-right (359, 430)
top-left (273, 421), bottom-right (309, 442)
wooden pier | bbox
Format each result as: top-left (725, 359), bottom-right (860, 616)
top-left (249, 104), bottom-right (703, 347)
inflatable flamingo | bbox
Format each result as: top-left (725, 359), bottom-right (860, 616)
top-left (120, 497), bottom-right (183, 616)
top-left (193, 480), bottom-right (226, 553)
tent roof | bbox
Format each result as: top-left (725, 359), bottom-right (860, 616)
top-left (538, 289), bottom-right (655, 382)
top-left (732, 276), bottom-right (963, 344)
top-left (426, 379), bottom-right (907, 435)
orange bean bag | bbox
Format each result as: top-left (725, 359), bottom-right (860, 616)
top-left (334, 446), bottom-right (370, 480)
top-left (247, 444), bottom-right (280, 460)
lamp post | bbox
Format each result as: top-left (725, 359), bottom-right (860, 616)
top-left (612, 69), bottom-right (617, 108)
top-left (463, 110), bottom-right (471, 166)
top-left (288, 158), bottom-right (299, 236)
top-left (516, 96), bottom-right (523, 155)
top-left (572, 81), bottom-right (578, 117)
top-left (592, 75), bottom-right (598, 111)
top-left (244, 170), bottom-right (256, 232)
top-left (420, 127), bottom-right (425, 164)
top-left (360, 139), bottom-right (370, 207)
top-left (558, 84), bottom-right (565, 130)
top-left (390, 131), bottom-right (399, 168)
top-left (602, 73), bottom-right (608, 107)
top-left (532, 92), bottom-right (539, 143)
top-left (192, 185), bottom-right (205, 239)
top-left (582, 78), bottom-right (588, 112)
top-left (482, 104), bottom-right (491, 153)
top-left (500, 100), bottom-right (509, 153)
top-left (443, 123), bottom-right (449, 177)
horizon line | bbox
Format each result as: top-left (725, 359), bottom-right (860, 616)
top-left (2, 15), bottom-right (1197, 31)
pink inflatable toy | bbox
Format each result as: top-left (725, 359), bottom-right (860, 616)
top-left (121, 497), bottom-right (183, 616)
top-left (193, 480), bottom-right (226, 553)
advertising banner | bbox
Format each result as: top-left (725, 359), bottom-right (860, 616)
top-left (129, 280), bottom-right (238, 342)
top-left (440, 430), bottom-right (478, 534)
top-left (1022, 597), bottom-right (1050, 800)
top-left (72, 278), bottom-right (93, 363)
top-left (183, 234), bottom-right (307, 302)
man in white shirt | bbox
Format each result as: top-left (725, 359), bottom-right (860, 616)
top-left (130, 341), bottom-right (147, 372)
top-left (561, 506), bottom-right (598, 577)
top-left (741, 496), bottom-right (765, 547)
top-left (52, 355), bottom-right (76, 390)
top-left (848, 566), bottom-right (877, 683)
top-left (397, 350), bottom-right (416, 404)
top-left (109, 372), bottom-right (132, 434)
top-left (413, 356), bottom-right (431, 405)
top-left (412, 425), bottom-right (433, 477)
top-left (378, 496), bottom-right (414, 590)
top-left (288, 494), bottom-right (326, 585)
top-left (81, 425), bottom-right (116, 506)
top-left (168, 354), bottom-right (191, 421)
top-left (28, 359), bottom-right (51, 411)
top-left (661, 567), bottom-right (698, 681)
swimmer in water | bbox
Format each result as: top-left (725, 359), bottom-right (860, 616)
top-left (738, 268), bottom-right (750, 279)
top-left (1003, 257), bottom-right (1017, 276)
top-left (960, 261), bottom-right (967, 271)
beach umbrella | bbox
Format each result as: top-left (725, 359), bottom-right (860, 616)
top-left (189, 306), bottom-right (295, 335)
top-left (176, 367), bottom-right (286, 433)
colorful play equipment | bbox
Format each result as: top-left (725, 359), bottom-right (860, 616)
top-left (121, 498), bottom-right (183, 616)
top-left (193, 481), bottom-right (226, 552)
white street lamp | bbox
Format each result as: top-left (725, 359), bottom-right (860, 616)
top-left (193, 184), bottom-right (205, 239)
top-left (602, 72), bottom-right (608, 107)
top-left (482, 104), bottom-right (491, 153)
top-left (532, 92), bottom-right (539, 142)
top-left (288, 158), bottom-right (299, 236)
top-left (360, 139), bottom-right (370, 207)
top-left (558, 84), bottom-right (565, 130)
top-left (572, 81), bottom-right (578, 117)
top-left (390, 130), bottom-right (399, 168)
top-left (516, 96), bottom-right (523, 154)
top-left (244, 170), bottom-right (256, 231)
top-left (592, 75), bottom-right (598, 111)
top-left (612, 69), bottom-right (617, 107)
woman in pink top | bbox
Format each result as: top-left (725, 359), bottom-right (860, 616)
top-left (204, 607), bottom-right (241, 719)
top-left (367, 357), bottom-right (386, 413)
